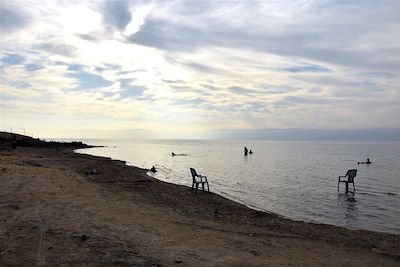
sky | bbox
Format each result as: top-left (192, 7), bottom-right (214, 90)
top-left (1, 0), bottom-right (400, 139)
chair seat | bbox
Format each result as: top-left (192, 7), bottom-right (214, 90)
top-left (195, 176), bottom-right (207, 183)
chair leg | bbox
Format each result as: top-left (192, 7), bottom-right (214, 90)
top-left (353, 182), bottom-right (355, 191)
top-left (345, 182), bottom-right (349, 193)
top-left (207, 182), bottom-right (209, 192)
top-left (192, 182), bottom-right (194, 192)
top-left (202, 182), bottom-right (205, 192)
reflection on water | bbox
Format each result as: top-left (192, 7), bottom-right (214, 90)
top-left (76, 139), bottom-right (400, 234)
top-left (337, 192), bottom-right (359, 226)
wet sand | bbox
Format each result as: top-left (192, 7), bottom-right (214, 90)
top-left (0, 145), bottom-right (399, 266)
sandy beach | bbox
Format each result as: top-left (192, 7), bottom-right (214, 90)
top-left (0, 136), bottom-right (399, 266)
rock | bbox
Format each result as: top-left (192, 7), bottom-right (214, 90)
top-left (80, 234), bottom-right (88, 241)
top-left (86, 169), bottom-right (99, 175)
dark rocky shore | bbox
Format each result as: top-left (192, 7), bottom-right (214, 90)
top-left (0, 131), bottom-right (96, 149)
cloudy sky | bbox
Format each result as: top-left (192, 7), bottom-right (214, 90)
top-left (1, 0), bottom-right (400, 138)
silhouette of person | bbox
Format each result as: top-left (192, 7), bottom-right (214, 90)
top-left (150, 166), bottom-right (156, 172)
top-left (366, 158), bottom-right (371, 164)
top-left (244, 147), bottom-right (248, 156)
top-left (249, 150), bottom-right (253, 154)
top-left (172, 152), bottom-right (175, 157)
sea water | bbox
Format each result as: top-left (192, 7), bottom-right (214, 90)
top-left (75, 139), bottom-right (400, 234)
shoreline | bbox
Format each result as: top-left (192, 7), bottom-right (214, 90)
top-left (1, 141), bottom-right (399, 265)
top-left (76, 146), bottom-right (398, 236)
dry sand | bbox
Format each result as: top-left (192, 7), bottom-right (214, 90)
top-left (0, 145), bottom-right (399, 266)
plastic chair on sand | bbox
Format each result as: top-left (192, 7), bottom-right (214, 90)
top-left (338, 169), bottom-right (357, 192)
top-left (190, 168), bottom-right (209, 192)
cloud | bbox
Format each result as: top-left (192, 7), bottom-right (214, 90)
top-left (261, 85), bottom-right (301, 95)
top-left (172, 98), bottom-right (207, 107)
top-left (0, 2), bottom-right (30, 34)
top-left (1, 0), bottom-right (400, 138)
top-left (101, 0), bottom-right (132, 31)
top-left (35, 43), bottom-right (77, 57)
top-left (282, 95), bottom-right (333, 105)
top-left (25, 63), bottom-right (43, 72)
top-left (284, 65), bottom-right (331, 73)
top-left (184, 62), bottom-right (221, 74)
top-left (229, 86), bottom-right (257, 96)
top-left (76, 33), bottom-right (104, 42)
top-left (130, 1), bottom-right (400, 72)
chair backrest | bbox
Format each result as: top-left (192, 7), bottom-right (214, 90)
top-left (346, 169), bottom-right (357, 182)
top-left (190, 168), bottom-right (197, 180)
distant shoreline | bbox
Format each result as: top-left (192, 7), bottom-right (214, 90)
top-left (0, 131), bottom-right (100, 149)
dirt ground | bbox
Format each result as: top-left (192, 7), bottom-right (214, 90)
top-left (0, 146), bottom-right (399, 266)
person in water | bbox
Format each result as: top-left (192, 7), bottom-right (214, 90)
top-left (358, 158), bottom-right (372, 164)
top-left (244, 147), bottom-right (248, 156)
top-left (249, 150), bottom-right (253, 154)
top-left (172, 152), bottom-right (187, 156)
top-left (150, 166), bottom-right (156, 172)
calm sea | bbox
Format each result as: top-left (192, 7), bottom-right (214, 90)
top-left (74, 139), bottom-right (400, 234)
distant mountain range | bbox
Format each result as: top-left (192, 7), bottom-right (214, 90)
top-left (213, 128), bottom-right (400, 141)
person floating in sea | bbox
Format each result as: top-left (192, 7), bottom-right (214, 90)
top-left (171, 152), bottom-right (187, 157)
top-left (249, 149), bottom-right (253, 154)
top-left (244, 147), bottom-right (248, 156)
top-left (150, 166), bottom-right (157, 172)
top-left (358, 158), bottom-right (372, 164)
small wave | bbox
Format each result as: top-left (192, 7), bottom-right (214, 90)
top-left (358, 189), bottom-right (400, 197)
top-left (357, 191), bottom-right (378, 197)
top-left (364, 213), bottom-right (379, 219)
top-left (158, 165), bottom-right (173, 172)
top-left (230, 189), bottom-right (248, 195)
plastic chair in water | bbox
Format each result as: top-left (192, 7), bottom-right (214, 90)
top-left (338, 169), bottom-right (357, 192)
top-left (190, 168), bottom-right (209, 192)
